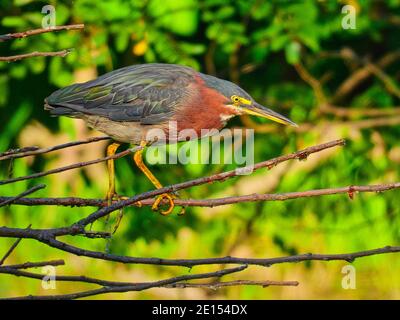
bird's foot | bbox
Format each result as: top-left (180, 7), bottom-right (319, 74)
top-left (103, 193), bottom-right (141, 235)
top-left (152, 193), bottom-right (185, 216)
top-left (106, 191), bottom-right (125, 206)
top-left (105, 192), bottom-right (142, 207)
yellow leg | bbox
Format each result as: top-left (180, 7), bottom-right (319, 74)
top-left (133, 141), bottom-right (177, 215)
top-left (106, 142), bottom-right (142, 208)
top-left (106, 142), bottom-right (121, 205)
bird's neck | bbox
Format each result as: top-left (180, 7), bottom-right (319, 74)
top-left (172, 76), bottom-right (239, 138)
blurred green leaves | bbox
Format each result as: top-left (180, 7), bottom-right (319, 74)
top-left (285, 41), bottom-right (301, 65)
top-left (148, 0), bottom-right (199, 36)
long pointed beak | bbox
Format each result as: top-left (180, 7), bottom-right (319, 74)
top-left (243, 102), bottom-right (298, 127)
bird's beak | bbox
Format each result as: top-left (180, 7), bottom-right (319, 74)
top-left (243, 102), bottom-right (298, 127)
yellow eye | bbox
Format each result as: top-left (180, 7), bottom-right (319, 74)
top-left (231, 95), bottom-right (241, 104)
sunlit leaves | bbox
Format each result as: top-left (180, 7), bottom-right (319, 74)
top-left (148, 0), bottom-right (199, 36)
top-left (285, 41), bottom-right (301, 65)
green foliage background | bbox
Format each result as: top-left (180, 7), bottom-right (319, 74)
top-left (1, 0), bottom-right (400, 299)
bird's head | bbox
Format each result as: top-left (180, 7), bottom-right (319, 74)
top-left (202, 74), bottom-right (298, 127)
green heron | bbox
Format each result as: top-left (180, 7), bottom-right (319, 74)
top-left (44, 63), bottom-right (296, 215)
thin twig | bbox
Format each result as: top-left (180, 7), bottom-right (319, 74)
top-left (0, 24), bottom-right (84, 42)
top-left (0, 266), bottom-right (136, 287)
top-left (293, 62), bottom-right (327, 105)
top-left (0, 239), bottom-right (22, 266)
top-left (0, 228), bottom-right (27, 266)
top-left (0, 49), bottom-right (73, 62)
top-left (78, 231), bottom-right (111, 239)
top-left (332, 50), bottom-right (400, 103)
top-left (0, 136), bottom-right (110, 161)
top-left (364, 61), bottom-right (400, 99)
top-left (166, 279), bottom-right (299, 289)
top-left (0, 224), bottom-right (31, 266)
top-left (320, 104), bottom-right (400, 118)
top-left (343, 115), bottom-right (400, 129)
top-left (1, 259), bottom-right (65, 270)
top-left (0, 146), bottom-right (40, 158)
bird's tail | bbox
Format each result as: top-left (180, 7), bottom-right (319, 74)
top-left (44, 99), bottom-right (72, 116)
top-left (44, 83), bottom-right (89, 117)
top-left (44, 100), bottom-right (85, 117)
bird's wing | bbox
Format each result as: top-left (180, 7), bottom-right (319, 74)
top-left (45, 64), bottom-right (195, 124)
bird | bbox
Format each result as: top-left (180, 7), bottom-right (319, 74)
top-left (44, 63), bottom-right (297, 215)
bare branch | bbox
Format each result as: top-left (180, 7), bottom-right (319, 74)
top-left (1, 224), bottom-right (399, 268)
top-left (166, 279), bottom-right (299, 289)
top-left (0, 184), bottom-right (46, 207)
top-left (0, 136), bottom-right (110, 161)
top-left (78, 231), bottom-right (111, 239)
top-left (1, 259), bottom-right (65, 269)
top-left (0, 182), bottom-right (399, 208)
top-left (293, 62), bottom-right (327, 105)
top-left (0, 49), bottom-right (73, 62)
top-left (41, 241), bottom-right (400, 268)
top-left (332, 50), bottom-right (400, 103)
top-left (0, 24), bottom-right (84, 63)
top-left (0, 238), bottom-right (23, 266)
top-left (320, 104), bottom-right (400, 118)
top-left (343, 115), bottom-right (400, 129)
top-left (0, 146), bottom-right (40, 159)
top-left (0, 24), bottom-right (84, 42)
top-left (364, 61), bottom-right (400, 99)
top-left (0, 266), bottom-right (136, 287)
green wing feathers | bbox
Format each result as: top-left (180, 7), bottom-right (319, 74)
top-left (44, 64), bottom-right (195, 125)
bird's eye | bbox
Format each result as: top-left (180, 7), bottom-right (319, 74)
top-left (231, 95), bottom-right (241, 104)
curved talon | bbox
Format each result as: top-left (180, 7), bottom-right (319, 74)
top-left (106, 193), bottom-right (114, 206)
top-left (135, 200), bottom-right (143, 207)
top-left (152, 193), bottom-right (175, 215)
top-left (106, 192), bottom-right (118, 206)
top-left (105, 193), bottom-right (129, 205)
top-left (133, 141), bottom-right (184, 216)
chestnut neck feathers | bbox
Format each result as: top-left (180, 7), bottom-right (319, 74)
top-left (172, 75), bottom-right (240, 136)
